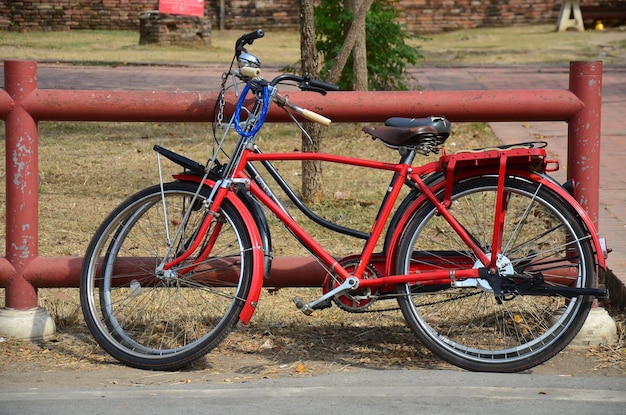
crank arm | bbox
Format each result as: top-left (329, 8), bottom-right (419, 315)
top-left (293, 276), bottom-right (359, 315)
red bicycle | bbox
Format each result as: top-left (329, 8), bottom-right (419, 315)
top-left (80, 30), bottom-right (608, 373)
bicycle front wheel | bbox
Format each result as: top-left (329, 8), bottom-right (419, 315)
top-left (395, 175), bottom-right (596, 372)
top-left (80, 181), bottom-right (255, 370)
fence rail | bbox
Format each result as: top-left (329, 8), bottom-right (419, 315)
top-left (1, 60), bottom-right (602, 315)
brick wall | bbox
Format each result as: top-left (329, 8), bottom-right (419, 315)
top-left (224, 0), bottom-right (300, 30)
top-left (0, 0), bottom-right (157, 31)
top-left (0, 0), bottom-right (613, 33)
top-left (398, 0), bottom-right (560, 33)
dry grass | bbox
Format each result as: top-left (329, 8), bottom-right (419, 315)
top-left (0, 121), bottom-right (498, 258)
top-left (3, 289), bottom-right (625, 379)
top-left (1, 24), bottom-right (625, 66)
top-left (414, 24), bottom-right (626, 65)
top-left (0, 29), bottom-right (300, 65)
top-left (0, 120), bottom-right (496, 370)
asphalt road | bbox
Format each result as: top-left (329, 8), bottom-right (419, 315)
top-left (1, 368), bottom-right (625, 415)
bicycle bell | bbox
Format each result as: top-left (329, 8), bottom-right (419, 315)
top-left (238, 52), bottom-right (261, 69)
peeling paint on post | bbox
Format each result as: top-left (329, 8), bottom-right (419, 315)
top-left (4, 61), bottom-right (39, 310)
top-left (568, 61), bottom-right (602, 228)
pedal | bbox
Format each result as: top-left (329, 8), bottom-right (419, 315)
top-left (293, 296), bottom-right (333, 316)
top-left (293, 296), bottom-right (313, 316)
top-left (293, 276), bottom-right (360, 316)
top-left (313, 298), bottom-right (333, 310)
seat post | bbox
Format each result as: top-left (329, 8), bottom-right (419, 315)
top-left (398, 146), bottom-right (417, 166)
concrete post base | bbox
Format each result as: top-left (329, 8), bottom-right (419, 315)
top-left (568, 307), bottom-right (618, 348)
top-left (0, 307), bottom-right (56, 341)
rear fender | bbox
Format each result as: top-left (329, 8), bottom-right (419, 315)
top-left (385, 168), bottom-right (607, 277)
top-left (533, 172), bottom-right (607, 270)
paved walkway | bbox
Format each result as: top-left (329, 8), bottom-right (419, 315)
top-left (7, 62), bottom-right (626, 308)
top-left (2, 368), bottom-right (625, 414)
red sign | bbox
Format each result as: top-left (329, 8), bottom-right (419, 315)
top-left (159, 0), bottom-right (205, 17)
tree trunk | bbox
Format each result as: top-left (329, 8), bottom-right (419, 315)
top-left (299, 0), bottom-right (373, 203)
top-left (325, 0), bottom-right (374, 84)
top-left (348, 0), bottom-right (368, 91)
top-left (300, 0), bottom-right (324, 203)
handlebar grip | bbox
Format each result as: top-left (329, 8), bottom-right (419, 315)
top-left (300, 109), bottom-right (331, 126)
top-left (240, 29), bottom-right (265, 43)
top-left (236, 29), bottom-right (265, 55)
top-left (309, 79), bottom-right (339, 92)
top-left (239, 66), bottom-right (261, 78)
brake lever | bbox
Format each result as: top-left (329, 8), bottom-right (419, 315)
top-left (299, 74), bottom-right (339, 95)
top-left (300, 84), bottom-right (328, 95)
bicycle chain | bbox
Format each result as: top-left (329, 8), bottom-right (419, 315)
top-left (342, 290), bottom-right (481, 314)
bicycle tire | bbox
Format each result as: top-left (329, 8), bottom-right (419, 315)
top-left (395, 175), bottom-right (596, 372)
top-left (80, 181), bottom-right (255, 370)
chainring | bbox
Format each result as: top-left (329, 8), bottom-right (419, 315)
top-left (323, 258), bottom-right (380, 312)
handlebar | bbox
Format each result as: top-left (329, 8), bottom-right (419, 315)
top-left (240, 29), bottom-right (265, 44)
top-left (269, 74), bottom-right (338, 95)
top-left (235, 29), bottom-right (265, 56)
top-left (273, 93), bottom-right (332, 126)
top-left (299, 108), bottom-right (332, 126)
top-left (308, 78), bottom-right (340, 93)
top-left (239, 66), bottom-right (261, 78)
top-left (232, 29), bottom-right (336, 127)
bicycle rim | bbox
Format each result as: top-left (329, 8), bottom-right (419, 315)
top-left (80, 182), bottom-right (254, 370)
top-left (395, 176), bottom-right (595, 372)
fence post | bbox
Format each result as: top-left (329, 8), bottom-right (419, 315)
top-left (567, 61), bottom-right (606, 320)
top-left (568, 61), bottom-right (602, 228)
top-left (0, 61), bottom-right (55, 340)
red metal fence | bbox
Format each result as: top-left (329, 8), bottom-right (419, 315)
top-left (1, 60), bottom-right (602, 311)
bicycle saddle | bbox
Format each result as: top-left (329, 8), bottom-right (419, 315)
top-left (385, 116), bottom-right (451, 139)
top-left (362, 116), bottom-right (451, 150)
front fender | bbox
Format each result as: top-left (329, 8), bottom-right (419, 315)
top-left (173, 173), bottom-right (266, 325)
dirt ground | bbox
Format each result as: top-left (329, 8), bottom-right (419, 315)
top-left (1, 343), bottom-right (622, 391)
top-left (1, 293), bottom-right (624, 389)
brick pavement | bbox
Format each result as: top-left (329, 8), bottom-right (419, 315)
top-left (5, 62), bottom-right (626, 308)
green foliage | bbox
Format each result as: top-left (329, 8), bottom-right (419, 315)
top-left (314, 0), bottom-right (423, 91)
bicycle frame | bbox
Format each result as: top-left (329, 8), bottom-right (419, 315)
top-left (152, 28), bottom-right (608, 322)
top-left (168, 140), bottom-right (608, 323)
top-left (79, 28), bottom-right (611, 373)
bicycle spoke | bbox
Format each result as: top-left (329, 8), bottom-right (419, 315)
top-left (396, 176), bottom-right (595, 372)
top-left (81, 182), bottom-right (255, 370)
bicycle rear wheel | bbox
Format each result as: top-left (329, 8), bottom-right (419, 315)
top-left (80, 181), bottom-right (255, 370)
top-left (395, 175), bottom-right (596, 372)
